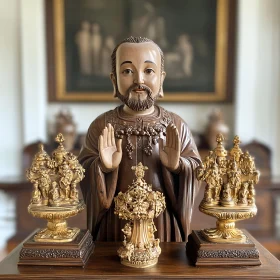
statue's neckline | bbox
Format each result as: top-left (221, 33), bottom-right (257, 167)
top-left (117, 105), bottom-right (162, 122)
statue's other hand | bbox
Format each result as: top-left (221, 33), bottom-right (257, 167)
top-left (159, 124), bottom-right (180, 172)
top-left (98, 123), bottom-right (122, 171)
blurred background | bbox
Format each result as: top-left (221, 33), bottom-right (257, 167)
top-left (0, 0), bottom-right (280, 260)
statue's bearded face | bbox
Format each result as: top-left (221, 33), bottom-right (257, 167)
top-left (116, 83), bottom-right (155, 112)
top-left (113, 42), bottom-right (166, 111)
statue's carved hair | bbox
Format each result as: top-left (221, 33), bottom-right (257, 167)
top-left (111, 36), bottom-right (164, 79)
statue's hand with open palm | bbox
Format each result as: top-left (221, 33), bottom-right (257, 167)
top-left (159, 124), bottom-right (180, 172)
top-left (98, 123), bottom-right (122, 171)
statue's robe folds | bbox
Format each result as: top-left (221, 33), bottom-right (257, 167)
top-left (78, 105), bottom-right (201, 242)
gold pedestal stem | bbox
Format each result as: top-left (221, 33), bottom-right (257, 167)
top-left (47, 219), bottom-right (68, 233)
top-left (202, 218), bottom-right (246, 243)
top-left (33, 216), bottom-right (80, 243)
top-left (130, 219), bottom-right (150, 246)
top-left (217, 220), bottom-right (236, 230)
top-left (119, 218), bottom-right (160, 268)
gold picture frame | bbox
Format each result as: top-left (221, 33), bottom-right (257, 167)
top-left (46, 0), bottom-right (236, 102)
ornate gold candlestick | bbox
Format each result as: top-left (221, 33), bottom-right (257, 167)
top-left (19, 134), bottom-right (94, 266)
top-left (114, 162), bottom-right (166, 268)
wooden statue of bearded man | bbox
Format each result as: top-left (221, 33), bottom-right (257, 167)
top-left (78, 36), bottom-right (201, 242)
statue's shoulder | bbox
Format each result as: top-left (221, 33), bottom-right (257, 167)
top-left (104, 106), bottom-right (120, 125)
top-left (157, 105), bottom-right (187, 126)
top-left (88, 106), bottom-right (120, 131)
top-left (157, 105), bottom-right (192, 138)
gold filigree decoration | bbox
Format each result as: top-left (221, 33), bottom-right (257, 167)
top-left (26, 133), bottom-right (85, 242)
top-left (196, 134), bottom-right (260, 243)
top-left (114, 162), bottom-right (166, 268)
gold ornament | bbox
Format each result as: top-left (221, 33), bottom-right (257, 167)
top-left (196, 134), bottom-right (260, 243)
top-left (26, 133), bottom-right (85, 242)
top-left (114, 162), bottom-right (166, 268)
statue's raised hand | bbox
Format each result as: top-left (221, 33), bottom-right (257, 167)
top-left (98, 123), bottom-right (122, 171)
top-left (159, 124), bottom-right (180, 172)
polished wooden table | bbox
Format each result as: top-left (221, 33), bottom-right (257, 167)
top-left (0, 232), bottom-right (279, 279)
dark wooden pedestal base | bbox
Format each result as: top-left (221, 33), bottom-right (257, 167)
top-left (187, 229), bottom-right (261, 266)
top-left (18, 229), bottom-right (94, 267)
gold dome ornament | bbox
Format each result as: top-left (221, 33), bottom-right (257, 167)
top-left (187, 134), bottom-right (261, 266)
top-left (19, 134), bottom-right (94, 267)
top-left (114, 162), bottom-right (166, 268)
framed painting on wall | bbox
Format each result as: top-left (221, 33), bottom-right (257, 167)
top-left (46, 0), bottom-right (236, 102)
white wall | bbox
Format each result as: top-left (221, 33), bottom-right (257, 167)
top-left (0, 0), bottom-right (20, 248)
top-left (255, 0), bottom-right (280, 176)
top-left (1, 0), bottom-right (280, 249)
top-left (235, 0), bottom-right (280, 175)
top-left (20, 0), bottom-right (47, 146)
top-left (0, 0), bottom-right (22, 177)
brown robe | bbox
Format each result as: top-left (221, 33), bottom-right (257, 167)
top-left (78, 105), bottom-right (201, 242)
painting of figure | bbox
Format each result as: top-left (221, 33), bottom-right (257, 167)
top-left (47, 0), bottom-right (235, 102)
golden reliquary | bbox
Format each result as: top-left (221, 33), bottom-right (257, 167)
top-left (25, 133), bottom-right (85, 243)
top-left (19, 133), bottom-right (93, 267)
top-left (114, 162), bottom-right (166, 268)
top-left (196, 133), bottom-right (260, 243)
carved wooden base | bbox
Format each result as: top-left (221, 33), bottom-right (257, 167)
top-left (186, 230), bottom-right (261, 266)
top-left (18, 229), bottom-right (94, 267)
